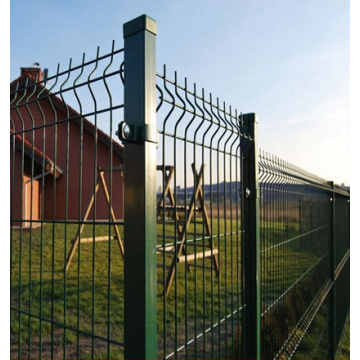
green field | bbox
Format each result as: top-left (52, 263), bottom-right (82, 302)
top-left (11, 219), bottom-right (244, 359)
top-left (10, 217), bottom-right (340, 359)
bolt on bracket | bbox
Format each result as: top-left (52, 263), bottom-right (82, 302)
top-left (117, 121), bottom-right (159, 145)
top-left (245, 187), bottom-right (258, 199)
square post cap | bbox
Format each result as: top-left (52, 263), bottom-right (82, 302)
top-left (123, 14), bottom-right (157, 38)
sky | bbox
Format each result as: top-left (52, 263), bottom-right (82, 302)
top-left (9, 0), bottom-right (352, 186)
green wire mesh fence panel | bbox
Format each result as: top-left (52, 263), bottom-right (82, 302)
top-left (10, 14), bottom-right (350, 360)
top-left (10, 42), bottom-right (126, 359)
top-left (259, 153), bottom-right (331, 359)
top-left (258, 153), bottom-right (350, 360)
top-left (155, 66), bottom-right (253, 359)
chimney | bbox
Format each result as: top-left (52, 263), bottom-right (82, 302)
top-left (21, 63), bottom-right (43, 82)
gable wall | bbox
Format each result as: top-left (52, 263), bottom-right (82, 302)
top-left (11, 95), bottom-right (124, 222)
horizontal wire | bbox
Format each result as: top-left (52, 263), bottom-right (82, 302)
top-left (159, 130), bottom-right (242, 157)
top-left (274, 279), bottom-right (333, 359)
top-left (156, 230), bottom-right (245, 249)
top-left (261, 251), bottom-right (329, 317)
top-left (11, 69), bottom-right (124, 108)
top-left (165, 303), bottom-right (245, 359)
top-left (261, 225), bottom-right (329, 254)
top-left (10, 103), bottom-right (124, 136)
top-left (11, 219), bottom-right (124, 226)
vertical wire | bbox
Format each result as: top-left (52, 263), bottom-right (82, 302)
top-left (220, 102), bottom-right (229, 359)
top-left (47, 63), bottom-right (61, 360)
top-left (103, 41), bottom-right (115, 358)
top-left (24, 77), bottom-right (38, 359)
top-left (173, 72), bottom-right (188, 359)
top-left (192, 83), bottom-right (198, 359)
top-left (72, 54), bottom-right (85, 359)
top-left (239, 114), bottom-right (246, 359)
top-left (216, 97), bottom-right (226, 358)
top-left (209, 94), bottom-right (222, 359)
top-left (276, 156), bottom-right (281, 353)
top-left (280, 159), bottom-right (286, 346)
top-left (264, 149), bottom-right (269, 358)
top-left (235, 111), bottom-right (241, 359)
top-left (270, 153), bottom-right (275, 357)
top-left (264, 151), bottom-right (270, 358)
top-left (225, 107), bottom-right (233, 356)
top-left (271, 155), bottom-right (281, 358)
top-left (264, 150), bottom-right (269, 358)
top-left (173, 71), bottom-right (179, 359)
top-left (10, 96), bottom-right (16, 359)
top-left (161, 74), bottom-right (167, 358)
top-left (276, 157), bottom-right (281, 348)
top-left (57, 58), bottom-right (72, 360)
top-left (259, 150), bottom-right (264, 357)
top-left (208, 93), bottom-right (217, 359)
top-left (258, 150), bottom-right (264, 358)
top-left (270, 154), bottom-right (276, 357)
top-left (200, 89), bottom-right (215, 358)
top-left (284, 160), bottom-right (289, 345)
top-left (201, 89), bottom-right (207, 358)
top-left (183, 77), bottom-right (190, 360)
top-left (157, 70), bottom-right (165, 359)
top-left (14, 77), bottom-right (28, 360)
top-left (193, 87), bottom-right (206, 358)
top-left (161, 64), bottom-right (169, 358)
top-left (183, 75), bottom-right (196, 358)
top-left (37, 79), bottom-right (48, 360)
top-left (271, 156), bottom-right (277, 353)
top-left (223, 104), bottom-right (229, 360)
top-left (192, 81), bottom-right (207, 357)
top-left (88, 46), bottom-right (100, 359)
top-left (161, 64), bottom-right (175, 357)
top-left (227, 106), bottom-right (238, 357)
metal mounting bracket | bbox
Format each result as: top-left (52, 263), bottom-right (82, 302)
top-left (117, 121), bottom-right (159, 144)
top-left (245, 187), bottom-right (259, 199)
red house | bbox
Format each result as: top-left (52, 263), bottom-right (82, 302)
top-left (10, 67), bottom-right (124, 227)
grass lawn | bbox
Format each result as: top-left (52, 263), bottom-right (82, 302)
top-left (337, 319), bottom-right (350, 360)
top-left (10, 216), bottom-right (343, 359)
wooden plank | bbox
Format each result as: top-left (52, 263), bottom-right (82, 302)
top-left (156, 248), bottom-right (176, 255)
top-left (159, 205), bottom-right (202, 212)
top-left (177, 249), bottom-right (218, 263)
top-left (99, 171), bottom-right (125, 256)
top-left (65, 177), bottom-right (101, 272)
top-left (72, 236), bottom-right (116, 244)
top-left (65, 169), bottom-right (125, 272)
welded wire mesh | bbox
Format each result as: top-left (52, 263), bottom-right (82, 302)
top-left (258, 151), bottom-right (349, 360)
top-left (10, 42), bottom-right (125, 360)
top-left (155, 65), bottom-right (252, 359)
top-left (10, 29), bottom-right (350, 360)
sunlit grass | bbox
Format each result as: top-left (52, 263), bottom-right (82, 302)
top-left (11, 218), bottom-right (334, 359)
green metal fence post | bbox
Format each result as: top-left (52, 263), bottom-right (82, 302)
top-left (121, 14), bottom-right (158, 360)
top-left (329, 181), bottom-right (336, 359)
top-left (242, 113), bottom-right (260, 360)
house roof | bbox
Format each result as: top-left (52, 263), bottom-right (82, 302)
top-left (10, 69), bottom-right (124, 160)
top-left (10, 128), bottom-right (63, 178)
